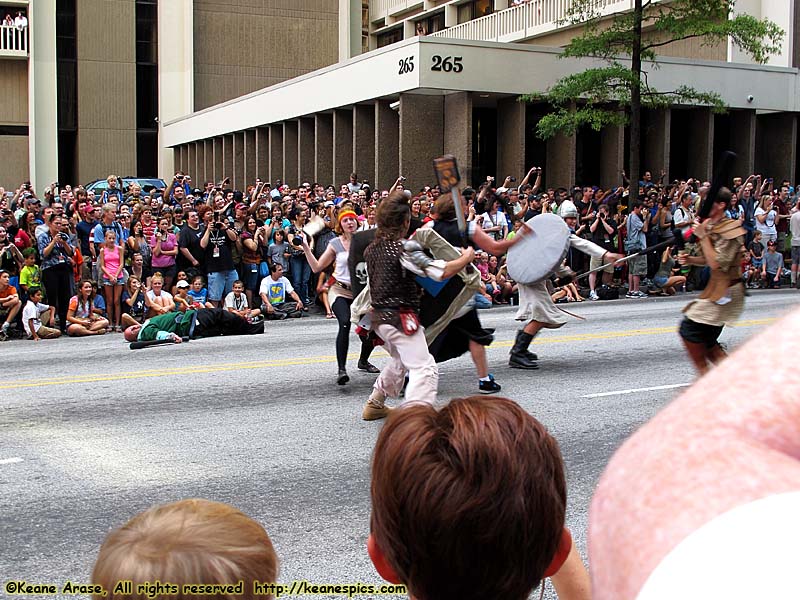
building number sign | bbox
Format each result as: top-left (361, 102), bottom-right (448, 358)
top-left (398, 55), bottom-right (464, 75)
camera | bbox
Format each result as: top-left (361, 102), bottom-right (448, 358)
top-left (399, 176), bottom-right (406, 182)
top-left (508, 176), bottom-right (516, 182)
top-left (214, 221), bottom-right (223, 230)
top-left (291, 236), bottom-right (303, 246)
top-left (58, 233), bottom-right (69, 241)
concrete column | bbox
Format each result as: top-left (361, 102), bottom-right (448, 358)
top-left (642, 108), bottom-right (671, 177)
top-left (546, 133), bottom-right (577, 191)
top-left (213, 137), bottom-right (223, 182)
top-left (600, 123), bottom-right (625, 190)
top-left (157, 0), bottom-right (193, 179)
top-left (755, 112), bottom-right (798, 182)
top-left (188, 143), bottom-right (197, 181)
top-left (204, 139), bottom-right (214, 184)
top-left (729, 110), bottom-right (756, 178)
top-left (28, 0), bottom-right (58, 192)
top-left (270, 124), bottom-right (284, 184)
top-left (444, 4), bottom-right (458, 27)
top-left (338, 0), bottom-right (362, 61)
top-left (194, 141), bottom-right (204, 184)
top-left (687, 108), bottom-right (715, 182)
top-left (354, 104), bottom-right (376, 188)
top-left (256, 127), bottom-right (269, 182)
top-left (497, 97), bottom-right (526, 185)
top-left (444, 92), bottom-right (473, 185)
top-left (283, 121), bottom-right (298, 186)
top-left (400, 94), bottom-right (444, 191)
top-left (298, 117), bottom-right (315, 185)
top-left (222, 135), bottom-right (234, 183)
top-left (375, 101), bottom-right (399, 191)
top-left (333, 109), bottom-right (354, 188)
top-left (232, 133), bottom-right (245, 189)
top-left (315, 113), bottom-right (334, 186)
top-left (244, 130), bottom-right (256, 186)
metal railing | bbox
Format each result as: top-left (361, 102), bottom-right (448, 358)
top-left (430, 0), bottom-right (632, 43)
top-left (370, 0), bottom-right (424, 22)
top-left (0, 24), bottom-right (28, 56)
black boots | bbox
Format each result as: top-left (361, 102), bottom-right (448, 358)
top-left (509, 330), bottom-right (539, 369)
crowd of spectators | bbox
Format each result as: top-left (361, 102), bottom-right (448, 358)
top-left (1, 166), bottom-right (799, 341)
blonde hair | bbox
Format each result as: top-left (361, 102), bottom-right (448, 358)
top-left (92, 499), bottom-right (278, 600)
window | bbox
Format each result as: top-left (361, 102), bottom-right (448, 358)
top-left (377, 28), bottom-right (403, 48)
top-left (458, 0), bottom-right (494, 24)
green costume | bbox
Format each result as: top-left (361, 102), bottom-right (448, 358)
top-left (138, 310), bottom-right (196, 341)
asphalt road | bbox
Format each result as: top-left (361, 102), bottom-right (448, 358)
top-left (1, 289), bottom-right (797, 599)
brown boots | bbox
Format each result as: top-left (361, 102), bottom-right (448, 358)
top-left (362, 390), bottom-right (392, 421)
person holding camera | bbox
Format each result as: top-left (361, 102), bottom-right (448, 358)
top-left (151, 217), bottom-right (179, 292)
top-left (199, 210), bottom-right (239, 307)
top-left (286, 207), bottom-right (312, 308)
top-left (37, 215), bottom-right (75, 333)
top-left (588, 204), bottom-right (617, 300)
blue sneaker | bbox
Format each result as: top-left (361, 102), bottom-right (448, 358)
top-left (479, 374), bottom-right (501, 394)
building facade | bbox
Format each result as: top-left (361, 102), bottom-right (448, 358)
top-left (2, 0), bottom-right (799, 192)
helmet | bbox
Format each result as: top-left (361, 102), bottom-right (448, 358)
top-left (559, 200), bottom-right (578, 219)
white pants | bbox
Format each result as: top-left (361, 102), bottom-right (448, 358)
top-left (373, 323), bottom-right (438, 406)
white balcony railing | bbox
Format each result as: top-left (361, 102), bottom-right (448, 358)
top-left (370, 0), bottom-right (425, 23)
top-left (430, 0), bottom-right (632, 43)
top-left (0, 25), bottom-right (28, 57)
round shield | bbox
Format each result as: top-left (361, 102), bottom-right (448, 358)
top-left (507, 213), bottom-right (571, 284)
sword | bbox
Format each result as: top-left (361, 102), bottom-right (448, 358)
top-left (130, 336), bottom-right (189, 350)
top-left (571, 236), bottom-right (680, 283)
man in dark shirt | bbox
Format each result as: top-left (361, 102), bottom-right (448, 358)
top-left (75, 202), bottom-right (97, 280)
top-left (177, 209), bottom-right (205, 277)
top-left (199, 212), bottom-right (238, 307)
top-left (588, 204), bottom-right (618, 300)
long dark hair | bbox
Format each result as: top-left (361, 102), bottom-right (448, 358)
top-left (375, 193), bottom-right (410, 241)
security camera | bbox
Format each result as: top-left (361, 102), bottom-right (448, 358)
top-left (389, 101), bottom-right (400, 111)
top-left (746, 95), bottom-right (754, 103)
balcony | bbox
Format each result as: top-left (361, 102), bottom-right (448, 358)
top-left (370, 0), bottom-right (424, 23)
top-left (430, 0), bottom-right (632, 43)
top-left (0, 24), bottom-right (28, 57)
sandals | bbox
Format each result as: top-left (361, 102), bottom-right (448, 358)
top-left (326, 312), bottom-right (334, 319)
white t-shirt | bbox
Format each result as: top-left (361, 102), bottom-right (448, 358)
top-left (146, 289), bottom-right (173, 305)
top-left (224, 292), bottom-right (248, 311)
top-left (754, 207), bottom-right (777, 236)
top-left (259, 276), bottom-right (294, 305)
top-left (22, 300), bottom-right (50, 336)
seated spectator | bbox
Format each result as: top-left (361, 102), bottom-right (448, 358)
top-left (146, 272), bottom-right (175, 317)
top-left (121, 275), bottom-right (148, 328)
top-left (762, 240), bottom-right (783, 288)
top-left (259, 263), bottom-right (303, 320)
top-left (22, 286), bottom-right (60, 341)
top-left (368, 396), bottom-right (590, 600)
top-left (173, 279), bottom-right (192, 312)
top-left (589, 309), bottom-right (800, 600)
top-left (187, 275), bottom-right (212, 309)
top-left (170, 270), bottom-right (189, 296)
top-left (224, 280), bottom-right (262, 322)
top-left (747, 230), bottom-right (764, 287)
top-left (66, 280), bottom-right (108, 336)
top-left (91, 498), bottom-right (278, 600)
top-left (0, 268), bottom-right (22, 340)
top-left (651, 246), bottom-right (686, 295)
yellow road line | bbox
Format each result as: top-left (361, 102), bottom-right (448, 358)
top-left (0, 318), bottom-right (775, 390)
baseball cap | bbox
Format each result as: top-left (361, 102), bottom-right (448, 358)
top-left (176, 280), bottom-right (190, 289)
top-left (235, 203), bottom-right (247, 211)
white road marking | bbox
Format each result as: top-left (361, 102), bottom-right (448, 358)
top-left (583, 383), bottom-right (691, 398)
top-left (0, 457), bottom-right (23, 465)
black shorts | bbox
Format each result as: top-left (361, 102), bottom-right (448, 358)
top-left (679, 318), bottom-right (724, 348)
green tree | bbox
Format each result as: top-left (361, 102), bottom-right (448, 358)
top-left (523, 0), bottom-right (783, 194)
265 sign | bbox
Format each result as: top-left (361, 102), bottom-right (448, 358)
top-left (398, 56), bottom-right (415, 74)
top-left (431, 55), bottom-right (463, 73)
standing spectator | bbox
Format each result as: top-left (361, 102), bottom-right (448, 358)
top-left (22, 286), bottom-right (61, 340)
top-left (588, 204), bottom-right (617, 300)
top-left (672, 190), bottom-right (694, 236)
top-left (138, 205), bottom-right (157, 240)
top-left (287, 207), bottom-right (311, 307)
top-left (239, 217), bottom-right (262, 307)
top-left (347, 173), bottom-right (362, 195)
top-left (75, 202), bottom-right (98, 280)
top-left (151, 217), bottom-right (178, 291)
top-left (38, 215), bottom-right (74, 332)
top-left (773, 185), bottom-right (790, 254)
top-left (266, 229), bottom-right (289, 273)
top-left (754, 194), bottom-right (777, 249)
top-left (0, 224), bottom-right (23, 290)
top-left (127, 220), bottom-right (152, 284)
top-left (100, 175), bottom-right (124, 205)
top-left (790, 200), bottom-right (800, 288)
top-left (200, 212), bottom-right (238, 307)
top-left (177, 209), bottom-right (205, 278)
top-left (97, 229), bottom-right (125, 332)
top-left (624, 201), bottom-right (648, 298)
